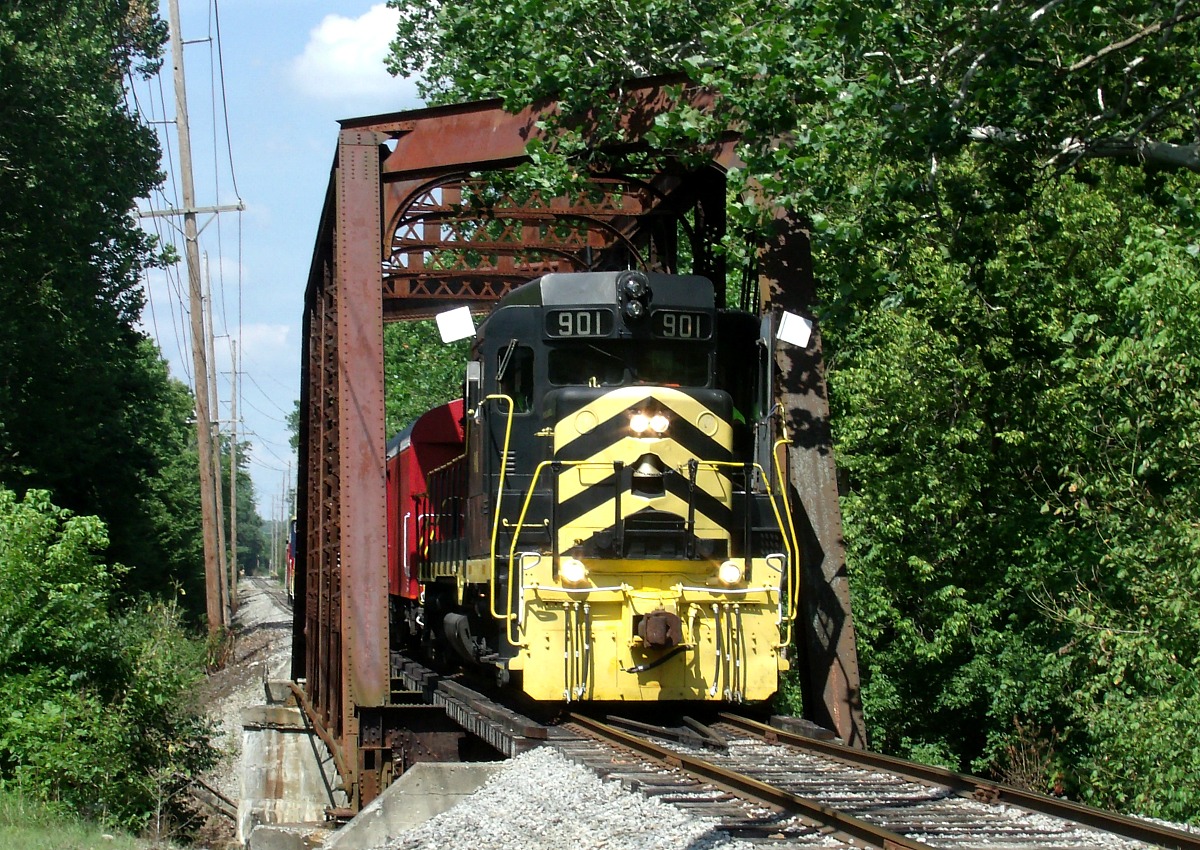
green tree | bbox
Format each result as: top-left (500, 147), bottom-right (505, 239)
top-left (0, 1), bottom-right (209, 609)
top-left (384, 0), bottom-right (1200, 819)
top-left (0, 489), bottom-right (216, 829)
top-left (385, 320), bottom-right (471, 435)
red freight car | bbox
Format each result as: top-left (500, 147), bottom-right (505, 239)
top-left (386, 399), bottom-right (465, 606)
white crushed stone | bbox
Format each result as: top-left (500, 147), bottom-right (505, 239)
top-left (381, 746), bottom-right (837, 850)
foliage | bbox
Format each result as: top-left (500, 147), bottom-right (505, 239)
top-left (832, 162), bottom-right (1199, 815)
top-left (1036, 201), bottom-right (1200, 817)
top-left (0, 489), bottom-right (217, 831)
top-left (0, 0), bottom-right (214, 617)
top-left (384, 320), bottom-right (471, 436)
top-left (390, 0), bottom-right (1198, 176)
top-left (384, 0), bottom-right (1200, 820)
top-left (221, 437), bottom-right (267, 575)
top-left (287, 400), bottom-right (301, 451)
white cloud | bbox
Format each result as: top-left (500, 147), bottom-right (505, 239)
top-left (290, 4), bottom-right (419, 103)
top-left (239, 322), bottom-right (293, 367)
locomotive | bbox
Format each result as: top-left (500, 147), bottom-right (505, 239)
top-left (386, 270), bottom-right (798, 702)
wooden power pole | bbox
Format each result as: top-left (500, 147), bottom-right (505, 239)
top-left (203, 258), bottom-right (230, 625)
top-left (166, 0), bottom-right (223, 635)
top-left (229, 340), bottom-right (239, 613)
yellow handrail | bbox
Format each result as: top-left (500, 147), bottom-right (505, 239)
top-left (480, 394), bottom-right (515, 623)
top-left (692, 456), bottom-right (797, 646)
top-left (502, 459), bottom-right (614, 620)
top-left (772, 435), bottom-right (802, 648)
top-left (495, 456), bottom-right (797, 649)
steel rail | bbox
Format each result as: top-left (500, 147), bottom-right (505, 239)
top-left (720, 713), bottom-right (1200, 850)
top-left (567, 713), bottom-right (935, 850)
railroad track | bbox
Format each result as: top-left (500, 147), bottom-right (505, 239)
top-left (241, 574), bottom-right (292, 617)
top-left (385, 654), bottom-right (1200, 849)
top-left (553, 713), bottom-right (1200, 850)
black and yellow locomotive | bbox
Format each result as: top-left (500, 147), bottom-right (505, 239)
top-left (390, 270), bottom-right (798, 702)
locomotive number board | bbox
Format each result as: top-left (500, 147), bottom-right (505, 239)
top-left (544, 308), bottom-right (714, 339)
top-left (652, 310), bottom-right (712, 339)
top-left (545, 308), bottom-right (616, 338)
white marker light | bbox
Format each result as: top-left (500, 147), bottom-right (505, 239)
top-left (717, 560), bottom-right (744, 586)
top-left (560, 558), bottom-right (588, 586)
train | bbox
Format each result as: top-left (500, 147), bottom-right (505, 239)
top-left (386, 270), bottom-right (800, 703)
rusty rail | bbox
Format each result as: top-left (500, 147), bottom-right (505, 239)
top-left (720, 713), bottom-right (1200, 850)
top-left (567, 713), bottom-right (934, 850)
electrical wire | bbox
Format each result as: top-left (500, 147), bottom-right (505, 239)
top-left (244, 372), bottom-right (293, 417)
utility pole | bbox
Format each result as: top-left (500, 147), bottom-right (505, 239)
top-left (229, 340), bottom-right (239, 612)
top-left (284, 460), bottom-right (292, 582)
top-left (167, 0), bottom-right (222, 636)
top-left (204, 257), bottom-right (230, 625)
top-left (280, 473), bottom-right (287, 580)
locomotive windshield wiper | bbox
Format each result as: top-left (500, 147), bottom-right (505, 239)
top-left (584, 343), bottom-right (625, 385)
top-left (496, 338), bottom-right (518, 382)
top-left (586, 342), bottom-right (622, 365)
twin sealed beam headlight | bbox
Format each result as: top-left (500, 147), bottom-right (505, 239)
top-left (560, 557), bottom-right (589, 587)
top-left (629, 410), bottom-right (670, 435)
top-left (717, 560), bottom-right (745, 586)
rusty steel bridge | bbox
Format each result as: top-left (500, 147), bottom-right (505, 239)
top-left (290, 75), bottom-right (864, 808)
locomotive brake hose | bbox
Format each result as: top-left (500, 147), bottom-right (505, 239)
top-left (710, 603), bottom-right (722, 696)
top-left (562, 601), bottom-right (573, 701)
top-left (579, 602), bottom-right (592, 698)
top-left (622, 643), bottom-right (691, 674)
top-left (729, 607), bottom-right (739, 701)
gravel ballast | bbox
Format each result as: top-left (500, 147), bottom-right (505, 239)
top-left (380, 746), bottom-right (807, 850)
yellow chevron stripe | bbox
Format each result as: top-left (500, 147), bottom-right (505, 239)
top-left (556, 437), bottom-right (733, 503)
top-left (553, 386), bottom-right (734, 453)
top-left (557, 491), bottom-right (728, 552)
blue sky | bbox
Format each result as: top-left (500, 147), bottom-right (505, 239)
top-left (135, 1), bottom-right (424, 519)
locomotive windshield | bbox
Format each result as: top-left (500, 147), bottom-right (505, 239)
top-left (547, 340), bottom-right (712, 387)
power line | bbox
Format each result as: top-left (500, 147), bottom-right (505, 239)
top-left (243, 371), bottom-right (293, 417)
top-left (241, 428), bottom-right (294, 468)
top-left (211, 0), bottom-right (242, 198)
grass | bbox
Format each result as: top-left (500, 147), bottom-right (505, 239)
top-left (0, 790), bottom-right (152, 850)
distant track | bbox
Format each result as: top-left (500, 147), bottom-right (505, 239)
top-left (239, 574), bottom-right (292, 619)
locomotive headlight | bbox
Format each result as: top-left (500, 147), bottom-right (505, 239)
top-left (649, 413), bottom-right (670, 434)
top-left (629, 412), bottom-right (651, 434)
top-left (560, 557), bottom-right (588, 586)
top-left (717, 560), bottom-right (744, 586)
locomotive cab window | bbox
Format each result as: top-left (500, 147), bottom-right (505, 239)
top-left (547, 341), bottom-right (710, 387)
top-left (496, 342), bottom-right (534, 413)
top-left (548, 343), bottom-right (626, 386)
top-left (632, 342), bottom-right (710, 386)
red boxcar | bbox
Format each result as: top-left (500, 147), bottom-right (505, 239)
top-left (386, 399), bottom-right (465, 599)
